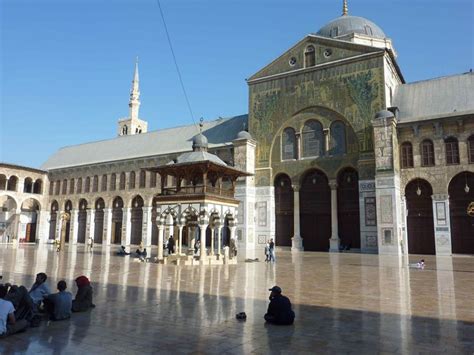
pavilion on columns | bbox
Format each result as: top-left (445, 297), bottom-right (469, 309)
top-left (145, 127), bottom-right (251, 265)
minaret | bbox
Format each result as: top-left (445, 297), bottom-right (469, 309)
top-left (342, 0), bottom-right (348, 16)
top-left (129, 58), bottom-right (140, 120)
top-left (117, 58), bottom-right (148, 136)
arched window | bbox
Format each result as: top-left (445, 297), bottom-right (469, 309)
top-left (55, 180), bottom-right (61, 195)
top-left (401, 142), bottom-right (414, 168)
top-left (302, 120), bottom-right (324, 158)
top-left (110, 173), bottom-right (116, 191)
top-left (92, 175), bottom-right (99, 192)
top-left (122, 125), bottom-right (128, 135)
top-left (330, 121), bottom-right (346, 155)
top-left (445, 137), bottom-right (460, 165)
top-left (150, 172), bottom-right (157, 188)
top-left (421, 139), bottom-right (435, 167)
top-left (84, 177), bottom-right (91, 193)
top-left (69, 179), bottom-right (75, 194)
top-left (76, 178), bottom-right (82, 194)
top-left (101, 174), bottom-right (107, 191)
top-left (62, 179), bottom-right (67, 194)
top-left (139, 170), bottom-right (146, 188)
top-left (304, 45), bottom-right (315, 67)
top-left (282, 127), bottom-right (297, 160)
top-left (33, 179), bottom-right (43, 194)
top-left (129, 171), bottom-right (136, 189)
top-left (469, 135), bottom-right (474, 164)
top-left (119, 172), bottom-right (126, 190)
top-left (23, 178), bottom-right (33, 193)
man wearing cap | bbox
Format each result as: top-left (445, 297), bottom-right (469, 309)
top-left (264, 286), bottom-right (295, 325)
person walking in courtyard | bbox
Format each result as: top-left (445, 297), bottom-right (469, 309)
top-left (44, 280), bottom-right (72, 321)
top-left (264, 241), bottom-right (270, 262)
top-left (264, 286), bottom-right (295, 325)
top-left (87, 236), bottom-right (94, 252)
top-left (72, 276), bottom-right (95, 312)
top-left (167, 235), bottom-right (175, 255)
top-left (268, 239), bottom-right (275, 262)
top-left (0, 285), bottom-right (28, 337)
top-left (29, 273), bottom-right (51, 309)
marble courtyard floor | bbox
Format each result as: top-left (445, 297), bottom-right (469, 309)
top-left (0, 245), bottom-right (473, 354)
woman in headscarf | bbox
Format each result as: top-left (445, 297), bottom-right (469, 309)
top-left (72, 276), bottom-right (95, 312)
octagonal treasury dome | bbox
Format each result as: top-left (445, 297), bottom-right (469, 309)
top-left (317, 15), bottom-right (386, 39)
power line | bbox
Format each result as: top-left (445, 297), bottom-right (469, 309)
top-left (155, 0), bottom-right (199, 131)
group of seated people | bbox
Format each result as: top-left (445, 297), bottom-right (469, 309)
top-left (117, 244), bottom-right (148, 262)
top-left (0, 273), bottom-right (95, 337)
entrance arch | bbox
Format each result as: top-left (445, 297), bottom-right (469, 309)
top-left (0, 195), bottom-right (18, 242)
top-left (130, 195), bottom-right (144, 245)
top-left (20, 198), bottom-right (40, 242)
top-left (94, 198), bottom-right (105, 244)
top-left (77, 199), bottom-right (88, 244)
top-left (449, 172), bottom-right (474, 254)
top-left (274, 174), bottom-right (293, 247)
top-left (112, 197), bottom-right (124, 245)
top-left (300, 169), bottom-right (331, 251)
top-left (405, 179), bottom-right (435, 254)
top-left (337, 168), bottom-right (360, 249)
top-left (49, 201), bottom-right (59, 240)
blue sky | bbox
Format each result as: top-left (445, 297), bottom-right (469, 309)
top-left (1, 0), bottom-right (473, 168)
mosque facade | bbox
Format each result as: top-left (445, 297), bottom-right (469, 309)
top-left (1, 2), bottom-right (473, 257)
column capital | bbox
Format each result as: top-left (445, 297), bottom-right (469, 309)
top-left (328, 180), bottom-right (338, 190)
top-left (292, 184), bottom-right (300, 192)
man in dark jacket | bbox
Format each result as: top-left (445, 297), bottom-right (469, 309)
top-left (167, 236), bottom-right (175, 255)
top-left (264, 286), bottom-right (295, 325)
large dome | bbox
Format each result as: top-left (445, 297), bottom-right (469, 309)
top-left (317, 15), bottom-right (386, 39)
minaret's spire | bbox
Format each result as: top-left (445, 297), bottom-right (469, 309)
top-left (129, 57), bottom-right (140, 120)
top-left (342, 0), bottom-right (348, 16)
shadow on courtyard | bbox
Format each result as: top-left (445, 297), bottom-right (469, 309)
top-left (0, 283), bottom-right (472, 354)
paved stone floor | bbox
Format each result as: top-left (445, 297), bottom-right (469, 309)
top-left (0, 245), bottom-right (473, 354)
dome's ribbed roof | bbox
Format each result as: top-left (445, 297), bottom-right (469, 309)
top-left (317, 15), bottom-right (386, 39)
top-left (192, 133), bottom-right (208, 149)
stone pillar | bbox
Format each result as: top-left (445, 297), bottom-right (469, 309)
top-left (188, 225), bottom-right (196, 254)
top-left (329, 180), bottom-right (340, 252)
top-left (123, 207), bottom-right (132, 245)
top-left (431, 194), bottom-right (452, 256)
top-left (157, 223), bottom-right (164, 260)
top-left (71, 209), bottom-right (79, 245)
top-left (229, 225), bottom-right (237, 259)
top-left (199, 224), bottom-right (207, 263)
top-left (216, 225), bottom-right (223, 257)
top-left (87, 209), bottom-right (95, 243)
top-left (142, 206), bottom-right (153, 247)
top-left (104, 208), bottom-right (113, 245)
top-left (177, 224), bottom-right (184, 255)
top-left (210, 227), bottom-right (215, 256)
top-left (323, 128), bottom-right (330, 155)
top-left (295, 133), bottom-right (301, 160)
top-left (291, 184), bottom-right (303, 251)
top-left (36, 210), bottom-right (50, 243)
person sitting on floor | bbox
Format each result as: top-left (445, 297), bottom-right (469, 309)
top-left (4, 283), bottom-right (35, 322)
top-left (0, 285), bottom-right (28, 337)
top-left (72, 276), bottom-right (95, 312)
top-left (44, 280), bottom-right (72, 321)
top-left (264, 286), bottom-right (295, 325)
top-left (117, 245), bottom-right (130, 256)
top-left (29, 273), bottom-right (51, 309)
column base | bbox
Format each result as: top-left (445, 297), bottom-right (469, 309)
top-left (291, 235), bottom-right (304, 251)
top-left (329, 237), bottom-right (340, 252)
